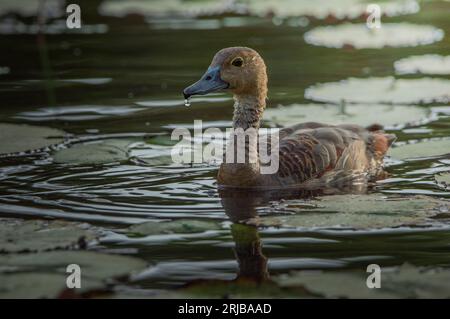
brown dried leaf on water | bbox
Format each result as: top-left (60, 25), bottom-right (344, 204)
top-left (254, 195), bottom-right (449, 229)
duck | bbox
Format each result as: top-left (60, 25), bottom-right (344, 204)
top-left (183, 47), bottom-right (395, 189)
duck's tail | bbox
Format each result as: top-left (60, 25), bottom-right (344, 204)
top-left (366, 123), bottom-right (396, 159)
top-left (365, 123), bottom-right (384, 132)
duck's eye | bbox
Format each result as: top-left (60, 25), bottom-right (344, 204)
top-left (231, 57), bottom-right (244, 67)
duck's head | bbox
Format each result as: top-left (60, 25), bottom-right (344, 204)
top-left (183, 47), bottom-right (267, 100)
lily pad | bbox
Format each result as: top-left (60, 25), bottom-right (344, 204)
top-left (129, 137), bottom-right (175, 166)
top-left (0, 251), bottom-right (146, 280)
top-left (15, 105), bottom-right (145, 122)
top-left (61, 78), bottom-right (112, 85)
top-left (0, 251), bottom-right (147, 298)
top-left (131, 133), bottom-right (223, 166)
top-left (0, 218), bottom-right (98, 253)
top-left (275, 264), bottom-right (450, 298)
top-left (146, 135), bottom-right (179, 146)
top-left (388, 139), bottom-right (450, 160)
top-left (255, 195), bottom-right (448, 229)
top-left (0, 0), bottom-right (63, 18)
top-left (0, 18), bottom-right (108, 35)
top-left (275, 269), bottom-right (394, 298)
top-left (264, 103), bottom-right (430, 128)
top-left (99, 0), bottom-right (419, 21)
top-left (99, 0), bottom-right (236, 18)
top-left (304, 23), bottom-right (444, 49)
top-left (0, 123), bottom-right (65, 155)
top-left (0, 273), bottom-right (75, 299)
top-left (25, 78), bottom-right (112, 86)
top-left (128, 219), bottom-right (222, 236)
top-left (244, 0), bottom-right (419, 19)
top-left (305, 77), bottom-right (450, 105)
top-left (52, 139), bottom-right (134, 164)
top-left (394, 54), bottom-right (450, 75)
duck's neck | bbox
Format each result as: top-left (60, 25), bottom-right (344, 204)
top-left (232, 94), bottom-right (266, 130)
top-left (218, 93), bottom-right (266, 187)
top-left (231, 94), bottom-right (266, 164)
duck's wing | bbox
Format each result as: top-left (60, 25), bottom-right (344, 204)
top-left (266, 122), bottom-right (395, 185)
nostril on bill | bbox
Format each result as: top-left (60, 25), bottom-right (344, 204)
top-left (205, 76), bottom-right (212, 81)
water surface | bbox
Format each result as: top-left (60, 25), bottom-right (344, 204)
top-left (0, 0), bottom-right (450, 297)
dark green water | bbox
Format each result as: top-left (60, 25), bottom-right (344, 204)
top-left (0, 0), bottom-right (450, 297)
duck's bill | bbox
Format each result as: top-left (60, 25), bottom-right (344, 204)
top-left (183, 66), bottom-right (229, 99)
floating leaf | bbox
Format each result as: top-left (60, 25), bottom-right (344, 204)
top-left (99, 0), bottom-right (419, 20)
top-left (0, 251), bottom-right (147, 298)
top-left (25, 78), bottom-right (112, 86)
top-left (275, 269), bottom-right (394, 298)
top-left (264, 103), bottom-right (430, 128)
top-left (128, 219), bottom-right (222, 236)
top-left (304, 23), bottom-right (444, 49)
top-left (0, 218), bottom-right (98, 253)
top-left (52, 139), bottom-right (134, 164)
top-left (305, 77), bottom-right (450, 105)
top-left (132, 133), bottom-right (222, 166)
top-left (146, 135), bottom-right (178, 146)
top-left (145, 16), bottom-right (266, 30)
top-left (99, 0), bottom-right (235, 18)
top-left (395, 54), bottom-right (450, 75)
top-left (388, 139), bottom-right (450, 160)
top-left (0, 273), bottom-right (76, 299)
top-left (0, 123), bottom-right (65, 155)
top-left (0, 0), bottom-right (63, 17)
top-left (275, 264), bottom-right (450, 298)
top-left (256, 195), bottom-right (448, 229)
top-left (15, 105), bottom-right (145, 122)
top-left (0, 251), bottom-right (147, 280)
top-left (244, 0), bottom-right (419, 19)
top-left (0, 18), bottom-right (108, 35)
top-left (129, 136), bottom-right (175, 166)
top-left (61, 78), bottom-right (112, 85)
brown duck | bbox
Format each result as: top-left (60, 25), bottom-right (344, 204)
top-left (183, 47), bottom-right (395, 189)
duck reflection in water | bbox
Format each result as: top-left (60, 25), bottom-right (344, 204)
top-left (219, 182), bottom-right (368, 283)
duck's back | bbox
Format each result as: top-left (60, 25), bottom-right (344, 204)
top-left (260, 122), bottom-right (395, 188)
